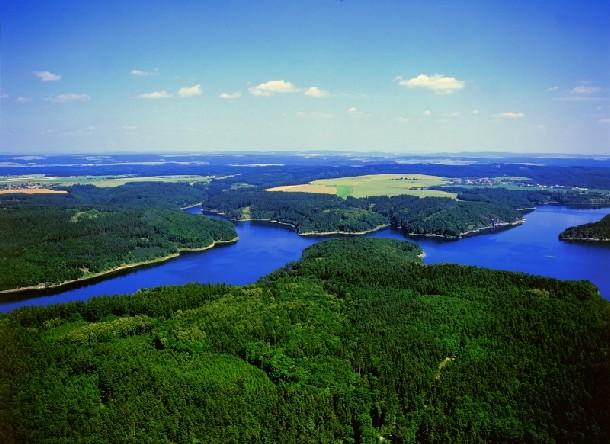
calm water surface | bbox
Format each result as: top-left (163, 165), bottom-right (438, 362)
top-left (371, 206), bottom-right (610, 297)
top-left (1, 206), bottom-right (608, 312)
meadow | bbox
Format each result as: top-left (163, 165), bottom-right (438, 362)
top-left (267, 173), bottom-right (455, 198)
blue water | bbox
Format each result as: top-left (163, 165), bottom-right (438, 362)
top-left (371, 206), bottom-right (610, 297)
top-left (1, 206), bottom-right (609, 312)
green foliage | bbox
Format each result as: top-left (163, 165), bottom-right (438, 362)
top-left (1, 238), bottom-right (608, 443)
top-left (369, 195), bottom-right (522, 237)
top-left (1, 181), bottom-right (208, 209)
top-left (443, 186), bottom-right (610, 208)
top-left (203, 190), bottom-right (387, 233)
top-left (0, 207), bottom-right (236, 291)
top-left (560, 213), bottom-right (610, 241)
top-left (57, 315), bottom-right (153, 344)
top-left (202, 190), bottom-right (524, 237)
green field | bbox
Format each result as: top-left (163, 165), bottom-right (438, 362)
top-left (0, 174), bottom-right (212, 188)
top-left (268, 173), bottom-right (455, 199)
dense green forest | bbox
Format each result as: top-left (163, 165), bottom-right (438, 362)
top-left (559, 213), bottom-right (610, 242)
top-left (0, 207), bottom-right (236, 291)
top-left (0, 182), bottom-right (207, 209)
top-left (440, 187), bottom-right (610, 208)
top-left (202, 190), bottom-right (523, 237)
top-left (368, 195), bottom-right (521, 237)
top-left (1, 238), bottom-right (608, 443)
top-left (202, 191), bottom-right (388, 233)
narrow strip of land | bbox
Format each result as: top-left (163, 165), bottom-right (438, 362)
top-left (0, 237), bottom-right (238, 296)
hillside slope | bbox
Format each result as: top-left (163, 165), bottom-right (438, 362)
top-left (1, 238), bottom-right (608, 443)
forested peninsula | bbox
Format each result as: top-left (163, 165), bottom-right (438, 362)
top-left (201, 190), bottom-right (525, 238)
top-left (1, 238), bottom-right (608, 443)
top-left (559, 213), bottom-right (610, 242)
top-left (0, 207), bottom-right (236, 293)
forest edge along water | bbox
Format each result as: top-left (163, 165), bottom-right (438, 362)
top-left (1, 205), bottom-right (608, 312)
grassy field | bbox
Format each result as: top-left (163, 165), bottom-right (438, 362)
top-left (0, 188), bottom-right (68, 195)
top-left (0, 174), bottom-right (212, 188)
top-left (267, 174), bottom-right (455, 199)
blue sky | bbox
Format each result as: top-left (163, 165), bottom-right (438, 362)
top-left (0, 0), bottom-right (609, 154)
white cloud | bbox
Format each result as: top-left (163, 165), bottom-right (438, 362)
top-left (422, 110), bottom-right (432, 116)
top-left (249, 80), bottom-right (297, 96)
top-left (472, 109), bottom-right (479, 115)
top-left (219, 91), bottom-right (242, 100)
top-left (571, 85), bottom-right (601, 95)
top-left (547, 86), bottom-right (560, 92)
top-left (123, 125), bottom-right (138, 131)
top-left (15, 96), bottom-right (32, 103)
top-left (138, 90), bottom-right (173, 99)
top-left (46, 93), bottom-right (90, 103)
top-left (495, 112), bottom-right (525, 119)
top-left (33, 70), bottom-right (61, 82)
top-left (178, 84), bottom-right (202, 98)
top-left (130, 68), bottom-right (159, 77)
top-left (598, 118), bottom-right (610, 124)
top-left (304, 86), bottom-right (329, 98)
top-left (397, 74), bottom-right (465, 94)
top-left (396, 116), bottom-right (409, 123)
top-left (247, 80), bottom-right (327, 98)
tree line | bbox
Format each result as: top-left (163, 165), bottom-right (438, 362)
top-left (0, 206), bottom-right (236, 291)
top-left (560, 213), bottom-right (610, 241)
top-left (202, 190), bottom-right (525, 237)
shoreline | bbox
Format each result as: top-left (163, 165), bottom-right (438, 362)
top-left (203, 208), bottom-right (525, 239)
top-left (299, 224), bottom-right (390, 236)
top-left (180, 201), bottom-right (203, 210)
top-left (212, 210), bottom-right (390, 236)
top-left (559, 236), bottom-right (610, 243)
top-left (401, 218), bottom-right (525, 240)
top-left (0, 237), bottom-right (238, 297)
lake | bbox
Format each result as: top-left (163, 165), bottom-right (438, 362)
top-left (1, 206), bottom-right (609, 312)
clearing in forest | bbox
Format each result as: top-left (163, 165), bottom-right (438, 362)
top-left (267, 174), bottom-right (455, 199)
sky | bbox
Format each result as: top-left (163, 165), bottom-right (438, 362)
top-left (0, 0), bottom-right (609, 155)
